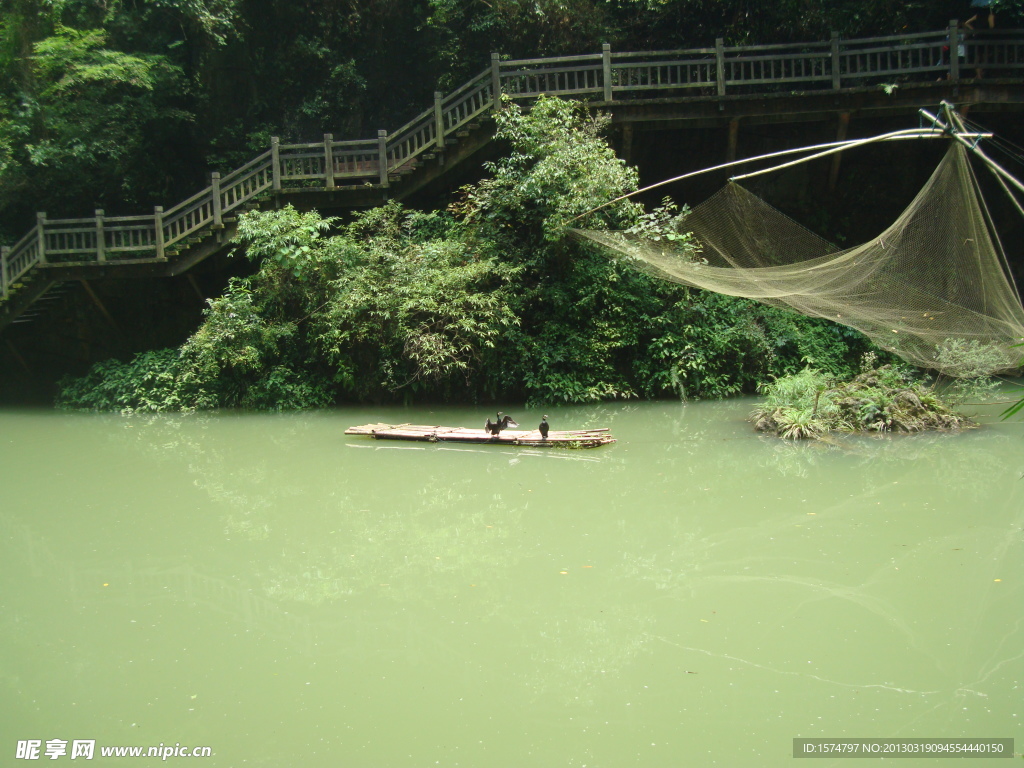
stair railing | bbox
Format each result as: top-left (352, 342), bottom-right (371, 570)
top-left (3, 25), bottom-right (1023, 304)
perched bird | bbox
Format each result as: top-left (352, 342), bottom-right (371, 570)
top-left (539, 415), bottom-right (549, 439)
top-left (485, 412), bottom-right (518, 436)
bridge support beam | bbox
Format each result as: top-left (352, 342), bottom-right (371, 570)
top-left (726, 118), bottom-right (740, 163)
top-left (79, 280), bottom-right (120, 335)
top-left (829, 112), bottom-right (852, 191)
top-left (5, 338), bottom-right (31, 375)
top-left (186, 273), bottom-right (205, 302)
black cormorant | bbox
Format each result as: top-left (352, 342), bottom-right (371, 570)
top-left (486, 412), bottom-right (519, 436)
top-left (539, 415), bottom-right (549, 439)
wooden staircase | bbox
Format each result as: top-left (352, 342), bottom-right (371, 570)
top-left (1, 84), bottom-right (496, 331)
top-left (4, 26), bottom-right (1024, 331)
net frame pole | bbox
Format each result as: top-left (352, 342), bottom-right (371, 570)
top-left (565, 130), bottom-right (980, 227)
top-left (920, 104), bottom-right (1024, 197)
top-left (942, 107), bottom-right (1024, 222)
top-left (727, 129), bottom-right (987, 182)
top-left (943, 105), bottom-right (1024, 306)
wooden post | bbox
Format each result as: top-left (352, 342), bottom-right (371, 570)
top-left (95, 209), bottom-right (106, 263)
top-left (602, 43), bottom-right (613, 101)
top-left (491, 53), bottom-right (503, 111)
top-left (829, 112), bottom-right (851, 192)
top-left (36, 213), bottom-right (47, 264)
top-left (377, 130), bottom-right (389, 188)
top-left (949, 19), bottom-right (960, 81)
top-left (271, 137), bottom-right (282, 191)
top-left (1, 246), bottom-right (9, 300)
top-left (154, 206), bottom-right (165, 260)
top-left (324, 133), bottom-right (335, 189)
top-left (715, 38), bottom-right (726, 97)
top-left (831, 32), bottom-right (841, 90)
top-left (726, 118), bottom-right (740, 163)
top-left (434, 92), bottom-right (446, 151)
top-left (620, 123), bottom-right (633, 165)
top-left (211, 172), bottom-right (222, 227)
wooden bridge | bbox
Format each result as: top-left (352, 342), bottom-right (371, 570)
top-left (3, 23), bottom-right (1024, 331)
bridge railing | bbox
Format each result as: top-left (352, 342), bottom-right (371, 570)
top-left (500, 52), bottom-right (605, 98)
top-left (442, 71), bottom-right (495, 134)
top-left (838, 29), bottom-right (946, 81)
top-left (4, 24), bottom-right (1024, 303)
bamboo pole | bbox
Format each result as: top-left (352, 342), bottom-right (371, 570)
top-left (728, 129), bottom-right (961, 182)
top-left (563, 129), bottom-right (959, 227)
top-left (921, 105), bottom-right (1024, 195)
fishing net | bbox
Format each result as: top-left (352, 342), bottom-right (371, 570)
top-left (575, 143), bottom-right (1024, 376)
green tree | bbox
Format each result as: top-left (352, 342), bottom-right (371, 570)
top-left (0, 22), bottom-right (189, 224)
top-left (57, 96), bottom-right (880, 411)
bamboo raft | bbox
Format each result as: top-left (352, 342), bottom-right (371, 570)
top-left (345, 423), bottom-right (616, 448)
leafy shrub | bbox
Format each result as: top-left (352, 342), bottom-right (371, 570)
top-left (56, 348), bottom-right (184, 413)
top-left (751, 356), bottom-right (971, 440)
top-left (56, 96), bottom-right (882, 411)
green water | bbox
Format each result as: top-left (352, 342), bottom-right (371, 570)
top-left (1, 400), bottom-right (1021, 766)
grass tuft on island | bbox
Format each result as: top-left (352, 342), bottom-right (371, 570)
top-left (750, 356), bottom-right (975, 440)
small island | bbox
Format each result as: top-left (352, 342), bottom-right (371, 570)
top-left (750, 357), bottom-right (976, 440)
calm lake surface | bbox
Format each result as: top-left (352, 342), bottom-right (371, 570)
top-left (2, 399), bottom-right (1021, 766)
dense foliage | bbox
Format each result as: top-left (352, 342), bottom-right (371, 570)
top-left (57, 98), bottom-right (881, 411)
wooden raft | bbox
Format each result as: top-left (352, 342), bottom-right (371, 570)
top-left (345, 423), bottom-right (616, 448)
